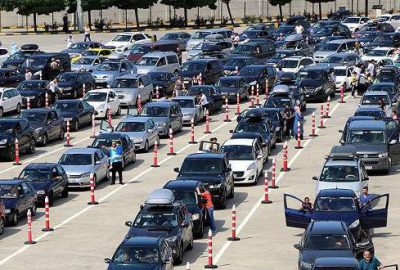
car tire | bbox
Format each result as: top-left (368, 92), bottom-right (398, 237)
top-left (42, 134), bottom-right (48, 146)
top-left (174, 244), bottom-right (183, 265)
top-left (121, 158), bottom-right (125, 170)
top-left (330, 89), bottom-right (335, 98)
top-left (27, 139), bottom-right (36, 154)
top-left (228, 184), bottom-right (234, 199)
top-left (0, 218), bottom-right (5, 236)
top-left (16, 103), bottom-right (21, 114)
top-left (48, 192), bottom-right (54, 206)
top-left (116, 106), bottom-right (121, 116)
top-left (74, 120), bottom-right (80, 131)
top-left (7, 147), bottom-right (15, 162)
top-left (219, 191), bottom-right (227, 209)
top-left (384, 159), bottom-right (392, 175)
top-left (194, 220), bottom-right (204, 239)
top-left (187, 235), bottom-right (194, 250)
top-left (61, 185), bottom-right (69, 198)
top-left (59, 128), bottom-right (65, 140)
top-left (9, 211), bottom-right (18, 226)
top-left (144, 141), bottom-right (149, 153)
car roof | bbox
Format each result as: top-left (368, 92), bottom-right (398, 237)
top-left (64, 148), bottom-right (98, 154)
top-left (88, 89), bottom-right (112, 93)
top-left (355, 107), bottom-right (383, 112)
top-left (121, 236), bottom-right (161, 247)
top-left (55, 99), bottom-right (82, 104)
top-left (317, 188), bottom-right (356, 197)
top-left (186, 152), bottom-right (225, 159)
top-left (330, 52), bottom-right (358, 57)
top-left (325, 159), bottom-right (357, 166)
top-left (23, 108), bottom-right (56, 113)
top-left (0, 118), bottom-right (25, 123)
top-left (96, 132), bottom-right (127, 139)
top-left (308, 221), bottom-right (347, 234)
top-left (24, 163), bottom-right (57, 170)
top-left (314, 257), bottom-right (358, 267)
top-left (282, 56), bottom-right (306, 61)
top-left (164, 179), bottom-right (201, 189)
top-left (223, 138), bottom-right (255, 147)
top-left (219, 76), bottom-right (245, 81)
top-left (122, 116), bottom-right (151, 123)
top-left (145, 101), bottom-right (175, 108)
top-left (143, 51), bottom-right (177, 58)
top-left (0, 87), bottom-right (18, 93)
top-left (348, 120), bottom-right (385, 130)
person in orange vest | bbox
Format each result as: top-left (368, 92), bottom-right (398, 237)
top-left (196, 186), bottom-right (216, 233)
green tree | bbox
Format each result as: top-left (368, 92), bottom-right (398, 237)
top-left (221, 0), bottom-right (234, 25)
top-left (161, 0), bottom-right (217, 26)
top-left (268, 0), bottom-right (292, 22)
top-left (305, 0), bottom-right (335, 20)
top-left (112, 0), bottom-right (158, 29)
top-left (67, 0), bottom-right (114, 29)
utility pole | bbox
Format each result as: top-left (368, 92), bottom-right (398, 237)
top-left (77, 0), bottom-right (84, 32)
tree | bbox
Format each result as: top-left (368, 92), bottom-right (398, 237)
top-left (268, 0), bottom-right (292, 22)
top-left (112, 0), bottom-right (158, 29)
top-left (221, 0), bottom-right (234, 25)
top-left (161, 0), bottom-right (217, 26)
top-left (305, 0), bottom-right (335, 20)
top-left (67, 0), bottom-right (114, 29)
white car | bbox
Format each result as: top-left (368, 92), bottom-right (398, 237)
top-left (342, 16), bottom-right (370, 33)
top-left (0, 88), bottom-right (22, 117)
top-left (106, 32), bottom-right (151, 52)
top-left (333, 66), bottom-right (353, 91)
top-left (220, 138), bottom-right (264, 185)
top-left (361, 47), bottom-right (398, 62)
top-left (377, 13), bottom-right (400, 30)
top-left (82, 89), bottom-right (121, 119)
top-left (278, 56), bottom-right (314, 73)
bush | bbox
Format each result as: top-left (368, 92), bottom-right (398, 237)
top-left (242, 15), bottom-right (259, 24)
top-left (170, 16), bottom-right (185, 27)
top-left (221, 16), bottom-right (229, 25)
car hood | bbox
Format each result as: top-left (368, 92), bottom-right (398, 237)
top-left (87, 101), bottom-right (107, 110)
top-left (61, 165), bottom-right (93, 175)
top-left (113, 88), bottom-right (139, 95)
top-left (92, 71), bottom-right (119, 77)
top-left (301, 249), bottom-right (354, 264)
top-left (18, 89), bottom-right (45, 96)
top-left (136, 66), bottom-right (154, 74)
top-left (229, 160), bottom-right (255, 171)
top-left (29, 180), bottom-right (53, 192)
top-left (242, 75), bottom-right (260, 83)
top-left (3, 59), bottom-right (25, 67)
top-left (29, 122), bottom-right (45, 129)
top-left (349, 144), bottom-right (387, 154)
top-left (59, 111), bottom-right (78, 119)
top-left (62, 48), bottom-right (83, 54)
top-left (58, 81), bottom-right (77, 88)
top-left (107, 263), bottom-right (161, 270)
top-left (301, 80), bottom-right (323, 88)
top-left (176, 175), bottom-right (224, 184)
top-left (106, 41), bottom-right (130, 48)
top-left (123, 131), bottom-right (146, 140)
top-left (313, 210), bottom-right (359, 226)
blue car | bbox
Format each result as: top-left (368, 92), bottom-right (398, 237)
top-left (312, 257), bottom-right (359, 270)
top-left (284, 189), bottom-right (389, 241)
top-left (0, 179), bottom-right (37, 226)
top-left (105, 237), bottom-right (173, 270)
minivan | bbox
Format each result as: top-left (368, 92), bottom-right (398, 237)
top-left (135, 51), bottom-right (180, 75)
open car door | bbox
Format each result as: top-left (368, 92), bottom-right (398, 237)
top-left (360, 194), bottom-right (389, 229)
top-left (100, 120), bottom-right (114, 133)
top-left (198, 141), bottom-right (220, 153)
top-left (284, 194), bottom-right (312, 229)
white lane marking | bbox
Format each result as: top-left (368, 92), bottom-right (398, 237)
top-left (214, 96), bottom-right (351, 264)
top-left (0, 113), bottom-right (238, 266)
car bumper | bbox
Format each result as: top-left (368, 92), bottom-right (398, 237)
top-left (360, 156), bottom-right (390, 171)
top-left (221, 95), bottom-right (237, 103)
top-left (67, 176), bottom-right (91, 187)
top-left (182, 115), bottom-right (195, 124)
top-left (233, 169), bottom-right (257, 184)
top-left (133, 141), bottom-right (145, 150)
top-left (116, 95), bottom-right (134, 106)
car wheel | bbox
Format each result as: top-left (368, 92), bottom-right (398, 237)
top-left (0, 218), bottom-right (4, 236)
top-left (0, 108), bottom-right (3, 117)
top-left (174, 244), bottom-right (183, 265)
top-left (187, 235), bottom-right (194, 250)
top-left (7, 147), bottom-right (15, 162)
top-left (219, 191), bottom-right (227, 209)
top-left (31, 203), bottom-right (37, 216)
top-left (116, 106), bottom-right (121, 116)
top-left (144, 141), bottom-right (149, 153)
top-left (61, 185), bottom-right (69, 198)
top-left (330, 89), bottom-right (335, 98)
top-left (9, 211), bottom-right (18, 226)
top-left (42, 134), bottom-right (48, 146)
top-left (27, 139), bottom-right (36, 154)
top-left (16, 103), bottom-right (21, 114)
top-left (178, 122), bottom-right (183, 132)
top-left (59, 128), bottom-right (65, 140)
top-left (384, 158), bottom-right (392, 175)
top-left (343, 82), bottom-right (347, 91)
top-left (194, 220), bottom-right (204, 239)
top-left (48, 192), bottom-right (54, 206)
top-left (74, 120), bottom-right (80, 131)
top-left (253, 171), bottom-right (259, 185)
top-left (228, 183), bottom-right (234, 198)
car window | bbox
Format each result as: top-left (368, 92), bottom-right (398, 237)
top-left (82, 101), bottom-right (91, 110)
top-left (157, 57), bottom-right (166, 66)
top-left (166, 55), bottom-right (178, 64)
top-left (94, 152), bottom-right (101, 162)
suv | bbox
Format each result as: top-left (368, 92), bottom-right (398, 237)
top-left (20, 52), bottom-right (71, 80)
top-left (342, 16), bottom-right (370, 32)
top-left (0, 88), bottom-right (22, 117)
top-left (174, 153), bottom-right (234, 209)
top-left (312, 257), bottom-right (359, 270)
top-left (124, 189), bottom-right (193, 265)
top-left (298, 65), bottom-right (335, 101)
top-left (136, 52), bottom-right (180, 75)
top-left (179, 59), bottom-right (224, 87)
top-left (105, 32), bottom-right (151, 52)
top-left (313, 145), bottom-right (369, 196)
top-left (295, 221), bottom-right (373, 270)
top-left (238, 64), bottom-right (277, 93)
top-left (232, 41), bottom-right (276, 59)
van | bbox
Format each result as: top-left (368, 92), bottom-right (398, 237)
top-left (186, 28), bottom-right (233, 51)
top-left (313, 39), bottom-right (358, 63)
top-left (135, 52), bottom-right (180, 75)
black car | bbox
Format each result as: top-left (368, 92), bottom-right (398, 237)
top-left (175, 153), bottom-right (234, 209)
top-left (239, 30), bottom-right (271, 41)
top-left (185, 85), bottom-right (223, 114)
top-left (16, 80), bottom-right (58, 108)
top-left (223, 56), bottom-right (258, 76)
top-left (0, 68), bottom-right (24, 87)
top-left (124, 189), bottom-right (193, 265)
top-left (215, 76), bottom-right (250, 103)
top-left (0, 179), bottom-right (37, 226)
top-left (2, 44), bottom-right (43, 70)
top-left (274, 74), bottom-right (307, 111)
top-left (363, 33), bottom-right (400, 54)
top-left (90, 133), bottom-right (136, 169)
top-left (17, 163), bottom-right (69, 205)
top-left (57, 71), bottom-right (95, 99)
top-left (231, 41), bottom-right (276, 60)
top-left (310, 24), bottom-right (351, 43)
top-left (148, 71), bottom-right (176, 97)
top-left (314, 36), bottom-right (348, 51)
top-left (54, 100), bottom-right (94, 131)
top-left (264, 91), bottom-right (296, 112)
top-left (298, 65), bottom-right (335, 101)
top-left (179, 59), bottom-right (224, 87)
top-left (238, 64), bottom-right (277, 93)
top-left (0, 119), bottom-right (36, 161)
top-left (19, 52), bottom-right (71, 80)
top-left (164, 179), bottom-right (207, 238)
top-left (366, 82), bottom-right (399, 103)
top-left (19, 109), bottom-right (65, 146)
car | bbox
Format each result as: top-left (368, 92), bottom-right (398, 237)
top-left (56, 71), bottom-right (95, 99)
top-left (186, 28), bottom-right (233, 51)
top-left (73, 47), bottom-right (114, 62)
top-left (272, 78), bottom-right (307, 112)
top-left (366, 82), bottom-right (399, 103)
top-left (17, 163), bottom-right (69, 205)
top-left (314, 36), bottom-right (348, 52)
top-left (278, 56), bottom-right (315, 73)
top-left (313, 39), bottom-right (357, 63)
top-left (20, 52), bottom-right (71, 80)
top-left (187, 41), bottom-right (232, 60)
top-left (294, 220), bottom-right (373, 270)
top-left (139, 100), bottom-right (183, 137)
top-left (321, 52), bottom-right (360, 67)
top-left (136, 52), bottom-right (180, 75)
top-left (231, 41), bottom-right (275, 59)
top-left (343, 119), bottom-right (400, 173)
top-left (19, 109), bottom-right (65, 146)
top-left (61, 41), bottom-right (104, 58)
top-left (363, 32), bottom-right (400, 54)
top-left (100, 116), bottom-right (158, 152)
top-left (124, 189), bottom-right (193, 265)
top-left (312, 257), bottom-right (359, 270)
top-left (109, 73), bottom-right (153, 107)
top-left (148, 71), bottom-right (176, 98)
top-left (83, 89), bottom-right (121, 119)
top-left (278, 39), bottom-right (314, 57)
top-left (0, 87), bottom-right (22, 117)
top-left (356, 21), bottom-right (395, 36)
top-left (377, 13), bottom-right (400, 29)
top-left (339, 116), bottom-right (376, 143)
top-left (126, 43), bottom-right (159, 63)
top-left (239, 29), bottom-right (271, 41)
top-left (106, 32), bottom-right (151, 52)
top-left (374, 66), bottom-right (400, 86)
top-left (223, 56), bottom-right (258, 75)
top-left (53, 99), bottom-right (94, 131)
top-left (91, 59), bottom-right (136, 88)
top-left (313, 145), bottom-right (369, 196)
top-left (215, 76), bottom-right (250, 103)
top-left (264, 89), bottom-right (297, 112)
top-left (354, 106), bottom-right (386, 120)
top-left (267, 49), bottom-right (307, 66)
top-left (159, 31), bottom-right (191, 51)
top-left (0, 68), bottom-right (24, 87)
top-left (0, 118), bottom-right (36, 161)
top-left (163, 179), bottom-right (207, 238)
top-left (220, 138), bottom-right (264, 185)
top-left (0, 179), bottom-right (37, 226)
top-left (175, 153), bottom-right (234, 209)
top-left (333, 66), bottom-right (353, 91)
top-left (2, 44), bottom-right (43, 70)
top-left (179, 59), bottom-right (224, 87)
top-left (0, 198), bottom-right (5, 235)
top-left (58, 147), bottom-right (110, 188)
top-left (185, 85), bottom-right (223, 114)
top-left (90, 132), bottom-right (136, 169)
top-left (298, 65), bottom-right (335, 101)
top-left (70, 56), bottom-right (103, 72)
top-left (238, 64), bottom-right (277, 93)
top-left (105, 236), bottom-right (173, 270)
top-left (310, 23), bottom-right (352, 43)
top-left (16, 80), bottom-right (58, 108)
top-left (172, 96), bottom-right (204, 125)
top-left (284, 188), bottom-right (389, 241)
top-left (359, 91), bottom-right (392, 116)
top-left (341, 16), bottom-right (370, 33)
top-left (361, 47), bottom-right (397, 62)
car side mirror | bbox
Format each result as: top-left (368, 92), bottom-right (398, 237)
top-left (171, 114), bottom-right (177, 117)
top-left (293, 243), bottom-right (302, 250)
top-left (363, 176), bottom-right (369, 181)
top-left (174, 167), bottom-right (180, 173)
top-left (125, 221), bottom-right (132, 227)
top-left (257, 154), bottom-right (263, 160)
top-left (2, 97), bottom-right (8, 100)
top-left (338, 129), bottom-right (343, 133)
top-left (104, 258), bottom-right (111, 264)
top-left (229, 129), bottom-right (233, 133)
top-left (312, 176), bottom-right (318, 180)
top-left (95, 161), bottom-right (102, 165)
top-left (109, 98), bottom-right (114, 102)
top-left (106, 84), bottom-right (110, 88)
top-left (339, 139), bottom-right (345, 145)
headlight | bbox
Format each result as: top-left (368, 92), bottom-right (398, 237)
top-left (192, 213), bottom-right (200, 220)
top-left (300, 261), bottom-right (312, 270)
top-left (36, 190), bottom-right (46, 195)
top-left (349, 219), bottom-right (360, 229)
top-left (63, 87), bottom-right (72, 91)
top-left (379, 153), bottom-right (388, 158)
top-left (5, 209), bottom-right (11, 214)
top-left (0, 139), bottom-right (7, 144)
top-left (209, 183), bottom-right (222, 189)
top-left (166, 236), bottom-right (178, 242)
top-left (247, 162), bottom-right (257, 171)
top-left (81, 172), bottom-right (91, 178)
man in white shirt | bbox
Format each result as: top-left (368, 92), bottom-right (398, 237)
top-left (47, 78), bottom-right (58, 93)
top-left (367, 60), bottom-right (375, 77)
top-left (25, 69), bottom-right (32, 80)
top-left (198, 91), bottom-right (209, 110)
top-left (295, 22), bottom-right (304, 35)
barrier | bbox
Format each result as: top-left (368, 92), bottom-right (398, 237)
top-left (227, 205), bottom-right (240, 241)
top-left (250, 86), bottom-right (255, 108)
top-left (90, 113), bottom-right (96, 138)
top-left (167, 128), bottom-right (176, 155)
top-left (309, 112), bottom-right (317, 137)
top-left (42, 196), bottom-right (54, 232)
top-left (324, 97), bottom-right (331, 118)
top-left (261, 173), bottom-right (272, 204)
top-left (295, 121), bottom-right (303, 149)
top-left (280, 142), bottom-right (290, 172)
top-left (204, 109), bottom-right (211, 134)
top-left (87, 173), bottom-right (99, 205)
top-left (24, 209), bottom-right (36, 245)
top-left (151, 141), bottom-right (160, 167)
top-left (318, 105), bottom-right (325, 128)
top-left (137, 94), bottom-right (142, 113)
top-left (189, 118), bottom-right (197, 144)
top-left (235, 93), bottom-right (241, 115)
top-left (204, 229), bottom-right (218, 268)
top-left (339, 84), bottom-right (346, 103)
top-left (270, 158), bottom-right (278, 189)
top-left (64, 120), bottom-right (73, 147)
top-left (224, 98), bottom-right (231, 122)
top-left (13, 138), bottom-right (21, 165)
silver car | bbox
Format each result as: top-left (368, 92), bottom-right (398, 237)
top-left (135, 52), bottom-right (180, 75)
top-left (172, 96), bottom-right (204, 125)
top-left (58, 148), bottom-right (109, 188)
top-left (71, 56), bottom-right (102, 72)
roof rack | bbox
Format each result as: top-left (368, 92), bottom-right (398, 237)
top-left (327, 145), bottom-right (357, 160)
top-left (145, 189), bottom-right (175, 206)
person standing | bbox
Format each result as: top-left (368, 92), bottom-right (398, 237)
top-left (292, 106), bottom-right (304, 140)
top-left (198, 91), bottom-right (209, 111)
top-left (367, 60), bottom-right (375, 78)
top-left (63, 13), bottom-right (69, 33)
top-left (84, 25), bottom-right (91, 42)
top-left (109, 141), bottom-right (124, 185)
top-left (66, 35), bottom-right (74, 49)
top-left (350, 71), bottom-right (358, 98)
top-left (174, 76), bottom-right (183, 97)
top-left (358, 250), bottom-right (384, 270)
top-left (47, 78), bottom-right (59, 93)
top-left (196, 186), bottom-right (217, 234)
top-left (25, 69), bottom-right (32, 81)
top-left (359, 186), bottom-right (373, 206)
top-left (282, 105), bottom-right (294, 138)
top-left (295, 22), bottom-right (304, 34)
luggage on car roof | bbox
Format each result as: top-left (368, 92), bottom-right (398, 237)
top-left (21, 44), bottom-right (39, 51)
top-left (145, 189), bottom-right (175, 206)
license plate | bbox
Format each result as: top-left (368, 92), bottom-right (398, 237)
top-left (306, 94), bottom-right (310, 97)
top-left (365, 166), bottom-right (372, 170)
top-left (184, 81), bottom-right (189, 84)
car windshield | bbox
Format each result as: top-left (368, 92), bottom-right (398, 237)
top-left (316, 197), bottom-right (357, 212)
top-left (334, 69), bottom-right (347, 76)
top-left (69, 43), bottom-right (89, 49)
top-left (216, 79), bottom-right (239, 88)
top-left (54, 102), bottom-right (79, 111)
top-left (279, 60), bottom-right (299, 68)
top-left (111, 78), bottom-right (138, 88)
top-left (181, 62), bottom-right (206, 72)
top-left (83, 92), bottom-right (107, 102)
top-left (112, 246), bottom-right (159, 264)
top-left (191, 31), bottom-right (212, 39)
top-left (354, 110), bottom-right (384, 119)
top-left (320, 43), bottom-right (341, 51)
top-left (17, 80), bottom-right (46, 90)
top-left (322, 56), bottom-right (344, 64)
top-left (361, 95), bottom-right (390, 105)
top-left (305, 235), bottom-right (351, 250)
top-left (298, 70), bottom-right (323, 80)
top-left (74, 57), bottom-right (96, 65)
top-left (149, 73), bottom-right (167, 81)
top-left (137, 57), bottom-right (159, 66)
top-left (59, 153), bottom-right (92, 165)
top-left (92, 138), bottom-right (121, 148)
top-left (221, 145), bottom-right (254, 160)
top-left (319, 165), bottom-right (359, 182)
top-left (181, 158), bottom-right (223, 174)
top-left (116, 122), bottom-right (145, 132)
top-left (134, 212), bottom-right (178, 228)
top-left (20, 111), bottom-right (46, 123)
top-left (23, 58), bottom-right (47, 68)
top-left (347, 130), bottom-right (386, 144)
top-left (173, 99), bottom-right (195, 108)
top-left (171, 190), bottom-right (197, 205)
top-left (233, 45), bottom-right (254, 54)
top-left (239, 67), bottom-right (261, 76)
top-left (112, 35), bottom-right (131, 42)
top-left (58, 73), bottom-right (77, 82)
top-left (187, 87), bottom-right (212, 96)
top-left (96, 62), bottom-right (119, 71)
top-left (141, 106), bottom-right (169, 117)
top-left (0, 185), bottom-right (18, 199)
top-left (19, 169), bottom-right (51, 181)
top-left (368, 85), bottom-right (395, 94)
top-left (366, 50), bottom-right (387, 56)
top-left (343, 17), bottom-right (360, 23)
top-left (265, 97), bottom-right (291, 108)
